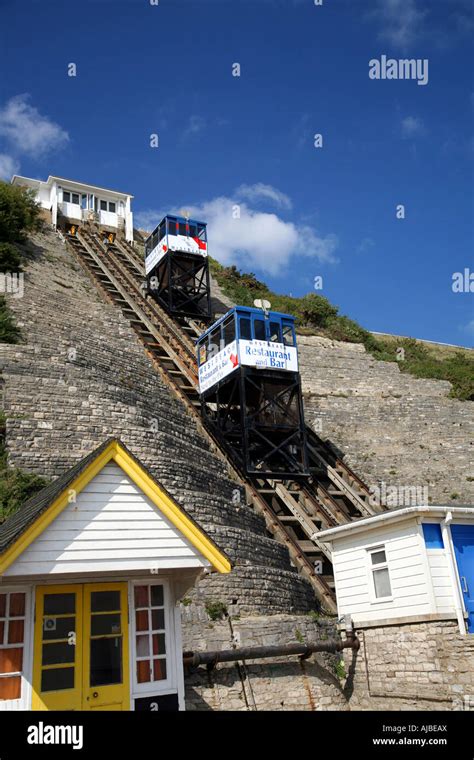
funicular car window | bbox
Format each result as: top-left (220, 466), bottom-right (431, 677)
top-left (282, 323), bottom-right (294, 346)
top-left (167, 219), bottom-right (177, 235)
top-left (222, 317), bottom-right (235, 347)
top-left (254, 319), bottom-right (266, 341)
top-left (269, 322), bottom-right (282, 343)
top-left (178, 222), bottom-right (187, 236)
top-left (239, 317), bottom-right (251, 340)
top-left (197, 224), bottom-right (206, 241)
top-left (209, 326), bottom-right (222, 356)
top-left (189, 223), bottom-right (197, 238)
top-left (158, 222), bottom-right (166, 242)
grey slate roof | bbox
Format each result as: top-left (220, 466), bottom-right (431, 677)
top-left (0, 438), bottom-right (232, 568)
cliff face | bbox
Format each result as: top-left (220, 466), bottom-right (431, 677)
top-left (298, 335), bottom-right (473, 506)
top-left (0, 228), bottom-right (316, 617)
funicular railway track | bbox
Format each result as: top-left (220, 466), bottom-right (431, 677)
top-left (66, 229), bottom-right (381, 613)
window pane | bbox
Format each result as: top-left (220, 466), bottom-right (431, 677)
top-left (91, 613), bottom-right (121, 636)
top-left (269, 322), bottom-right (281, 343)
top-left (63, 191), bottom-right (70, 203)
top-left (240, 317), bottom-right (251, 340)
top-left (189, 223), bottom-right (197, 238)
top-left (222, 318), bottom-right (235, 348)
top-left (282, 324), bottom-right (294, 346)
top-left (0, 676), bottom-right (21, 700)
top-left (41, 666), bottom-right (74, 693)
top-left (151, 609), bottom-right (164, 631)
top-left (43, 616), bottom-right (75, 640)
top-left (72, 194), bottom-right (80, 205)
top-left (90, 637), bottom-right (122, 686)
top-left (135, 610), bottom-right (149, 632)
top-left (9, 594), bottom-right (25, 617)
top-left (44, 594), bottom-right (75, 615)
top-left (108, 202), bottom-right (116, 213)
top-left (8, 619), bottom-right (24, 644)
top-left (150, 585), bottom-right (164, 608)
top-left (197, 224), bottom-right (206, 240)
top-left (91, 591), bottom-right (120, 613)
top-left (100, 200), bottom-right (107, 211)
top-left (0, 647), bottom-right (23, 674)
top-left (152, 634), bottom-right (166, 656)
top-left (0, 622), bottom-right (4, 644)
top-left (209, 328), bottom-right (221, 356)
top-left (178, 222), bottom-right (186, 236)
top-left (42, 642), bottom-right (75, 666)
top-left (373, 568), bottom-right (392, 598)
top-left (0, 595), bottom-right (5, 617)
top-left (371, 550), bottom-right (386, 566)
top-left (254, 319), bottom-right (266, 341)
top-left (137, 660), bottom-right (150, 683)
top-left (134, 586), bottom-right (149, 609)
top-left (153, 659), bottom-right (167, 681)
top-left (136, 635), bottom-right (149, 657)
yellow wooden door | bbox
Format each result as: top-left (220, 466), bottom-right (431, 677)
top-left (32, 584), bottom-right (83, 710)
top-left (82, 583), bottom-right (129, 711)
top-left (32, 583), bottom-right (129, 710)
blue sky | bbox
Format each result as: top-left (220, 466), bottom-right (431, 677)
top-left (0, 0), bottom-right (473, 346)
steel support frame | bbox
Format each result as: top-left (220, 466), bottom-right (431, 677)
top-left (148, 250), bottom-right (211, 320)
top-left (201, 367), bottom-right (308, 479)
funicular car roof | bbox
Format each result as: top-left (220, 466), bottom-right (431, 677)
top-left (195, 306), bottom-right (296, 344)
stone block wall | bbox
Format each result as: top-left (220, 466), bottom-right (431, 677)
top-left (343, 618), bottom-right (474, 711)
top-left (298, 335), bottom-right (473, 506)
top-left (181, 611), bottom-right (349, 711)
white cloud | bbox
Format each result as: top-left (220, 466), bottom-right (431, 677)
top-left (0, 94), bottom-right (69, 157)
top-left (0, 153), bottom-right (20, 180)
top-left (182, 115), bottom-right (206, 139)
top-left (136, 191), bottom-right (338, 276)
top-left (236, 183), bottom-right (292, 210)
top-left (401, 115), bottom-right (426, 139)
top-left (357, 237), bottom-right (375, 254)
top-left (371, 0), bottom-right (427, 50)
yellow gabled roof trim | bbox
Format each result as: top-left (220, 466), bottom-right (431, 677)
top-left (0, 441), bottom-right (231, 575)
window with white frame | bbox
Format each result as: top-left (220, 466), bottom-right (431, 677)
top-left (99, 200), bottom-right (117, 213)
top-left (369, 546), bottom-right (392, 599)
top-left (132, 583), bottom-right (168, 688)
top-left (0, 591), bottom-right (27, 701)
top-left (63, 191), bottom-right (80, 205)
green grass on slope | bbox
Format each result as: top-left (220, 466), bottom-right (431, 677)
top-left (209, 258), bottom-right (474, 401)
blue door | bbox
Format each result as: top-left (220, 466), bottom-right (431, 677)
top-left (451, 524), bottom-right (474, 633)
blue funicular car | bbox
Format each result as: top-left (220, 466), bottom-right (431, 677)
top-left (196, 301), bottom-right (308, 478)
top-left (144, 214), bottom-right (211, 320)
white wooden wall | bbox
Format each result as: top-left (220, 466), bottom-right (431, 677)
top-left (331, 521), bottom-right (437, 623)
top-left (5, 464), bottom-right (208, 576)
top-left (426, 550), bottom-right (454, 614)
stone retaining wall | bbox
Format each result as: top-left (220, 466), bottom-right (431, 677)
top-left (343, 618), bottom-right (474, 711)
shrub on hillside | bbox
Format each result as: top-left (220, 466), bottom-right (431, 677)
top-left (0, 413), bottom-right (48, 521)
top-left (0, 181), bottom-right (42, 244)
top-left (0, 242), bottom-right (22, 271)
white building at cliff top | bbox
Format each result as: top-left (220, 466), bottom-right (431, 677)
top-left (11, 174), bottom-right (134, 242)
